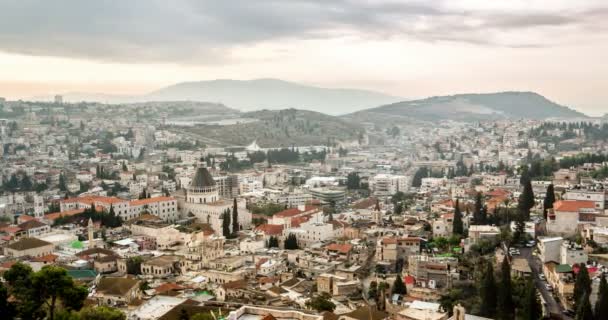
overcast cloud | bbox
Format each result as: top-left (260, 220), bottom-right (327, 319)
top-left (0, 0), bottom-right (606, 64)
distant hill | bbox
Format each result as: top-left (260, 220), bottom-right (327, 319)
top-left (182, 108), bottom-right (365, 147)
top-left (144, 79), bottom-right (401, 115)
top-left (34, 79), bottom-right (401, 115)
top-left (346, 92), bottom-right (587, 122)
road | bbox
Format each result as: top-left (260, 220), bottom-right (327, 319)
top-left (520, 247), bottom-right (573, 320)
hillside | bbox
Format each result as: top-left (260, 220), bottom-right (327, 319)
top-left (346, 92), bottom-right (586, 122)
top-left (182, 108), bottom-right (365, 147)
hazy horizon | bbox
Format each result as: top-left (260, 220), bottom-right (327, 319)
top-left (1, 1), bottom-right (607, 116)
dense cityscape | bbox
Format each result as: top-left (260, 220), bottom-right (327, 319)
top-left (0, 94), bottom-right (607, 320)
top-left (2, 1), bottom-right (608, 320)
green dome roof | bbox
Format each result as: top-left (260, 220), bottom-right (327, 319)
top-left (71, 240), bottom-right (84, 249)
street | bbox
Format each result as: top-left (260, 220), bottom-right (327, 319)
top-left (520, 247), bottom-right (572, 320)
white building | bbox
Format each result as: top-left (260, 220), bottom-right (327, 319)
top-left (369, 174), bottom-right (408, 196)
top-left (538, 237), bottom-right (563, 263)
top-left (563, 190), bottom-right (607, 210)
top-left (560, 241), bottom-right (588, 265)
top-left (547, 200), bottom-right (597, 236)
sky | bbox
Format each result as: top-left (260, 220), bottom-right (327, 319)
top-left (0, 0), bottom-right (607, 115)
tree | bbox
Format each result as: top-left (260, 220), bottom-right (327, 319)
top-left (518, 179), bottom-right (535, 220)
top-left (267, 236), bottom-right (279, 248)
top-left (32, 265), bottom-right (88, 320)
top-left (0, 281), bottom-right (16, 319)
top-left (126, 256), bottom-right (143, 275)
top-left (179, 308), bottom-right (190, 320)
top-left (473, 192), bottom-right (485, 225)
top-left (4, 263), bottom-right (87, 320)
top-left (306, 292), bottom-right (336, 312)
top-left (77, 306), bottom-right (126, 320)
top-left (576, 292), bottom-right (594, 320)
top-left (543, 184), bottom-right (555, 220)
top-left (392, 276), bottom-right (407, 295)
top-left (520, 166), bottom-right (530, 185)
top-left (497, 257), bottom-right (514, 320)
top-left (346, 172), bottom-right (361, 190)
top-left (513, 210), bottom-right (526, 244)
top-left (284, 233), bottom-right (299, 250)
top-left (394, 202), bottom-right (404, 215)
top-left (521, 278), bottom-right (542, 320)
top-left (479, 262), bottom-right (497, 317)
top-left (368, 281), bottom-right (378, 300)
top-left (453, 199), bottom-right (464, 237)
top-left (595, 273), bottom-right (608, 319)
top-left (574, 264), bottom-right (592, 311)
top-left (232, 198), bottom-right (239, 235)
top-left (3, 262), bottom-right (44, 319)
top-left (222, 209), bottom-right (231, 238)
top-left (59, 173), bottom-right (67, 192)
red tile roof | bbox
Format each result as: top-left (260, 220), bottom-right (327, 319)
top-left (18, 215), bottom-right (35, 223)
top-left (18, 219), bottom-right (48, 230)
top-left (486, 189), bottom-right (511, 197)
top-left (274, 205), bottom-right (319, 218)
top-left (154, 282), bottom-right (185, 294)
top-left (274, 208), bottom-right (300, 218)
top-left (554, 200), bottom-right (596, 212)
top-left (326, 243), bottom-right (353, 254)
top-left (31, 254), bottom-right (58, 263)
top-left (44, 209), bottom-right (85, 221)
top-left (61, 196), bottom-right (126, 205)
top-left (129, 196), bottom-right (175, 207)
top-left (0, 226), bottom-right (21, 234)
top-left (291, 215), bottom-right (311, 228)
top-left (255, 224), bottom-right (284, 236)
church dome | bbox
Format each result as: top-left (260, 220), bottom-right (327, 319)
top-left (191, 167), bottom-right (216, 188)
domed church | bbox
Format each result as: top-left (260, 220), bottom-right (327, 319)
top-left (181, 166), bottom-right (251, 235)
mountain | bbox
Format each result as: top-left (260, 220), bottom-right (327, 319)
top-left (143, 79), bottom-right (401, 115)
top-left (181, 108), bottom-right (364, 147)
top-left (345, 92), bottom-right (587, 123)
top-left (34, 79), bottom-right (401, 115)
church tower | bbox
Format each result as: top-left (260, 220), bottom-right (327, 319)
top-left (373, 199), bottom-right (382, 225)
top-left (87, 218), bottom-right (94, 249)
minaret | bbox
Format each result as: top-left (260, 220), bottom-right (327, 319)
top-left (87, 218), bottom-right (94, 248)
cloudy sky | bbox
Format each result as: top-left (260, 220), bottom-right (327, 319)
top-left (0, 0), bottom-right (607, 115)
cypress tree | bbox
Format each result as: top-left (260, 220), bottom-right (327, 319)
top-left (222, 209), bottom-right (231, 238)
top-left (497, 257), bottom-right (514, 320)
top-left (473, 192), bottom-right (484, 225)
top-left (543, 184), bottom-right (555, 220)
top-left (285, 233), bottom-right (299, 250)
top-left (520, 166), bottom-right (530, 185)
top-left (232, 198), bottom-right (239, 234)
top-left (518, 179), bottom-right (535, 220)
top-left (479, 262), bottom-right (497, 317)
top-left (576, 292), bottom-right (594, 320)
top-left (392, 276), bottom-right (407, 295)
top-left (522, 278), bottom-right (542, 320)
top-left (59, 173), bottom-right (67, 191)
top-left (574, 264), bottom-right (592, 311)
top-left (452, 199), bottom-right (464, 237)
top-left (595, 273), bottom-right (608, 319)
